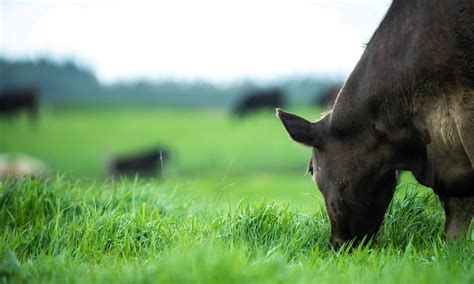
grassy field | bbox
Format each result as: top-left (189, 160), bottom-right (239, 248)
top-left (1, 107), bottom-right (325, 211)
top-left (1, 107), bottom-right (473, 283)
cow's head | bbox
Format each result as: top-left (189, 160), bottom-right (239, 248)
top-left (276, 109), bottom-right (396, 249)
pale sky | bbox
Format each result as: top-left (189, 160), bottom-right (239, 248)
top-left (0, 0), bottom-right (392, 83)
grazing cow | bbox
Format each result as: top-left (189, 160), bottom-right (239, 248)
top-left (107, 148), bottom-right (170, 179)
top-left (277, 0), bottom-right (474, 249)
top-left (233, 88), bottom-right (286, 117)
top-left (314, 85), bottom-right (343, 108)
top-left (0, 87), bottom-right (39, 122)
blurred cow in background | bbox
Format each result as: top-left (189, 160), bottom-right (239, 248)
top-left (233, 88), bottom-right (286, 117)
top-left (0, 87), bottom-right (40, 123)
top-left (107, 148), bottom-right (170, 179)
top-left (0, 154), bottom-right (48, 180)
top-left (313, 84), bottom-right (342, 108)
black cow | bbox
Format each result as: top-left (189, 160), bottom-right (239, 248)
top-left (0, 87), bottom-right (39, 123)
top-left (107, 148), bottom-right (170, 179)
top-left (277, 0), bottom-right (473, 249)
top-left (314, 85), bottom-right (343, 108)
top-left (233, 88), bottom-right (285, 117)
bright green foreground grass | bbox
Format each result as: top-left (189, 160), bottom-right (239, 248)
top-left (1, 108), bottom-right (472, 283)
top-left (0, 177), bottom-right (473, 283)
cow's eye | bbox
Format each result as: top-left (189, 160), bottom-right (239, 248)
top-left (307, 157), bottom-right (314, 176)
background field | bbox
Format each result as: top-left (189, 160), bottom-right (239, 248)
top-left (1, 107), bottom-right (327, 211)
top-left (1, 107), bottom-right (473, 283)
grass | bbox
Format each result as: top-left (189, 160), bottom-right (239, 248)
top-left (0, 107), bottom-right (321, 176)
top-left (1, 107), bottom-right (473, 283)
top-left (0, 177), bottom-right (473, 283)
top-left (1, 107), bottom-right (321, 211)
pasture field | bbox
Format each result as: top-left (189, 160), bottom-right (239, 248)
top-left (0, 107), bottom-right (473, 283)
top-left (1, 107), bottom-right (325, 211)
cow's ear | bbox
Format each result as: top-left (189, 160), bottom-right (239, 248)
top-left (276, 108), bottom-right (320, 147)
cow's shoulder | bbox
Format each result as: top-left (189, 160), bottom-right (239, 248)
top-left (413, 87), bottom-right (474, 195)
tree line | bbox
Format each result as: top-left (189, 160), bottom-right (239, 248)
top-left (0, 58), bottom-right (342, 108)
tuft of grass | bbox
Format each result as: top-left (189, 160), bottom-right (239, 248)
top-left (378, 183), bottom-right (445, 248)
top-left (216, 202), bottom-right (330, 259)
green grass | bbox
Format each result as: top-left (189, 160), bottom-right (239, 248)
top-left (1, 107), bottom-right (321, 176)
top-left (0, 177), bottom-right (472, 283)
top-left (1, 107), bottom-right (473, 283)
top-left (1, 107), bottom-right (324, 212)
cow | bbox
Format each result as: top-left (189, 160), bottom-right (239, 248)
top-left (107, 148), bottom-right (170, 179)
top-left (233, 88), bottom-right (286, 117)
top-left (314, 84), bottom-right (343, 108)
top-left (277, 0), bottom-right (474, 249)
top-left (0, 154), bottom-right (48, 180)
top-left (0, 87), bottom-right (39, 123)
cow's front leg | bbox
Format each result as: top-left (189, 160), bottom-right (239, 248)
top-left (439, 196), bottom-right (474, 239)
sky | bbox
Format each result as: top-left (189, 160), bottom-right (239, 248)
top-left (0, 0), bottom-right (392, 83)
